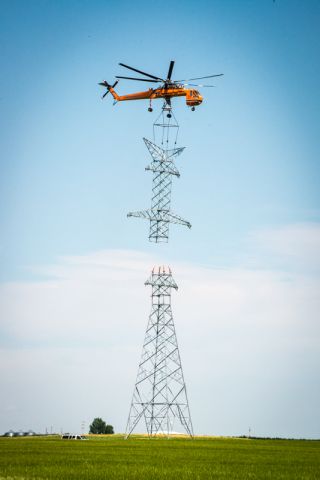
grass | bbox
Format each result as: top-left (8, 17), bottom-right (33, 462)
top-left (0, 434), bottom-right (319, 479)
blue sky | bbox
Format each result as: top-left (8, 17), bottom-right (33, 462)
top-left (0, 0), bottom-right (320, 437)
top-left (1, 0), bottom-right (319, 279)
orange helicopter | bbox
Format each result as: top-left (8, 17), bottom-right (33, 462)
top-left (99, 61), bottom-right (223, 115)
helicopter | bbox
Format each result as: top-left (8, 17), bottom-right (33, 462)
top-left (99, 61), bottom-right (223, 115)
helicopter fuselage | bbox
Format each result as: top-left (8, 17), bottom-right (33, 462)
top-left (108, 84), bottom-right (203, 107)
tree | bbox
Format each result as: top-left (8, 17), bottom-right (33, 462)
top-left (105, 424), bottom-right (114, 434)
top-left (89, 417), bottom-right (114, 434)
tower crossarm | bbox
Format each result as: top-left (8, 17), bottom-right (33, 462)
top-left (143, 138), bottom-right (185, 162)
top-left (127, 210), bottom-right (191, 229)
top-left (145, 270), bottom-right (178, 290)
top-left (145, 163), bottom-right (180, 177)
top-left (166, 212), bottom-right (191, 228)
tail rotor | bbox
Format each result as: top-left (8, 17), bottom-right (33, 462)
top-left (99, 80), bottom-right (119, 99)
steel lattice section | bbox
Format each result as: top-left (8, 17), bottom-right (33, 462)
top-left (125, 267), bottom-right (194, 438)
top-left (127, 138), bottom-right (191, 242)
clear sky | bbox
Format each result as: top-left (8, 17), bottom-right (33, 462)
top-left (0, 0), bottom-right (319, 438)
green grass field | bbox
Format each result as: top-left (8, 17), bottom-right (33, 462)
top-left (0, 435), bottom-right (319, 480)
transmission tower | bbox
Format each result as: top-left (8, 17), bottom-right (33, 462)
top-left (127, 138), bottom-right (191, 242)
top-left (127, 108), bottom-right (191, 243)
top-left (125, 266), bottom-right (193, 438)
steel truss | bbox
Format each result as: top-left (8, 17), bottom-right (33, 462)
top-left (127, 133), bottom-right (191, 242)
top-left (125, 266), bottom-right (193, 438)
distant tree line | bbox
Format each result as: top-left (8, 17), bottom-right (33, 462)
top-left (237, 435), bottom-right (316, 441)
top-left (89, 418), bottom-right (114, 434)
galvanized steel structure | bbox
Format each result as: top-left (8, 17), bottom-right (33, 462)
top-left (125, 266), bottom-right (193, 438)
top-left (127, 137), bottom-right (191, 243)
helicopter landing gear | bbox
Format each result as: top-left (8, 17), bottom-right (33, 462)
top-left (191, 106), bottom-right (195, 111)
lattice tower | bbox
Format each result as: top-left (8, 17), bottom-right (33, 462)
top-left (127, 138), bottom-right (191, 242)
top-left (125, 266), bottom-right (193, 438)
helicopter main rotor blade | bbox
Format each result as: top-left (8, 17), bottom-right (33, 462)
top-left (175, 74), bottom-right (224, 82)
top-left (115, 75), bottom-right (160, 83)
top-left (167, 60), bottom-right (175, 80)
top-left (119, 63), bottom-right (164, 81)
top-left (183, 83), bottom-right (215, 87)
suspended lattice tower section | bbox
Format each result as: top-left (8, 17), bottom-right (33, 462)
top-left (125, 266), bottom-right (193, 438)
top-left (127, 108), bottom-right (191, 243)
